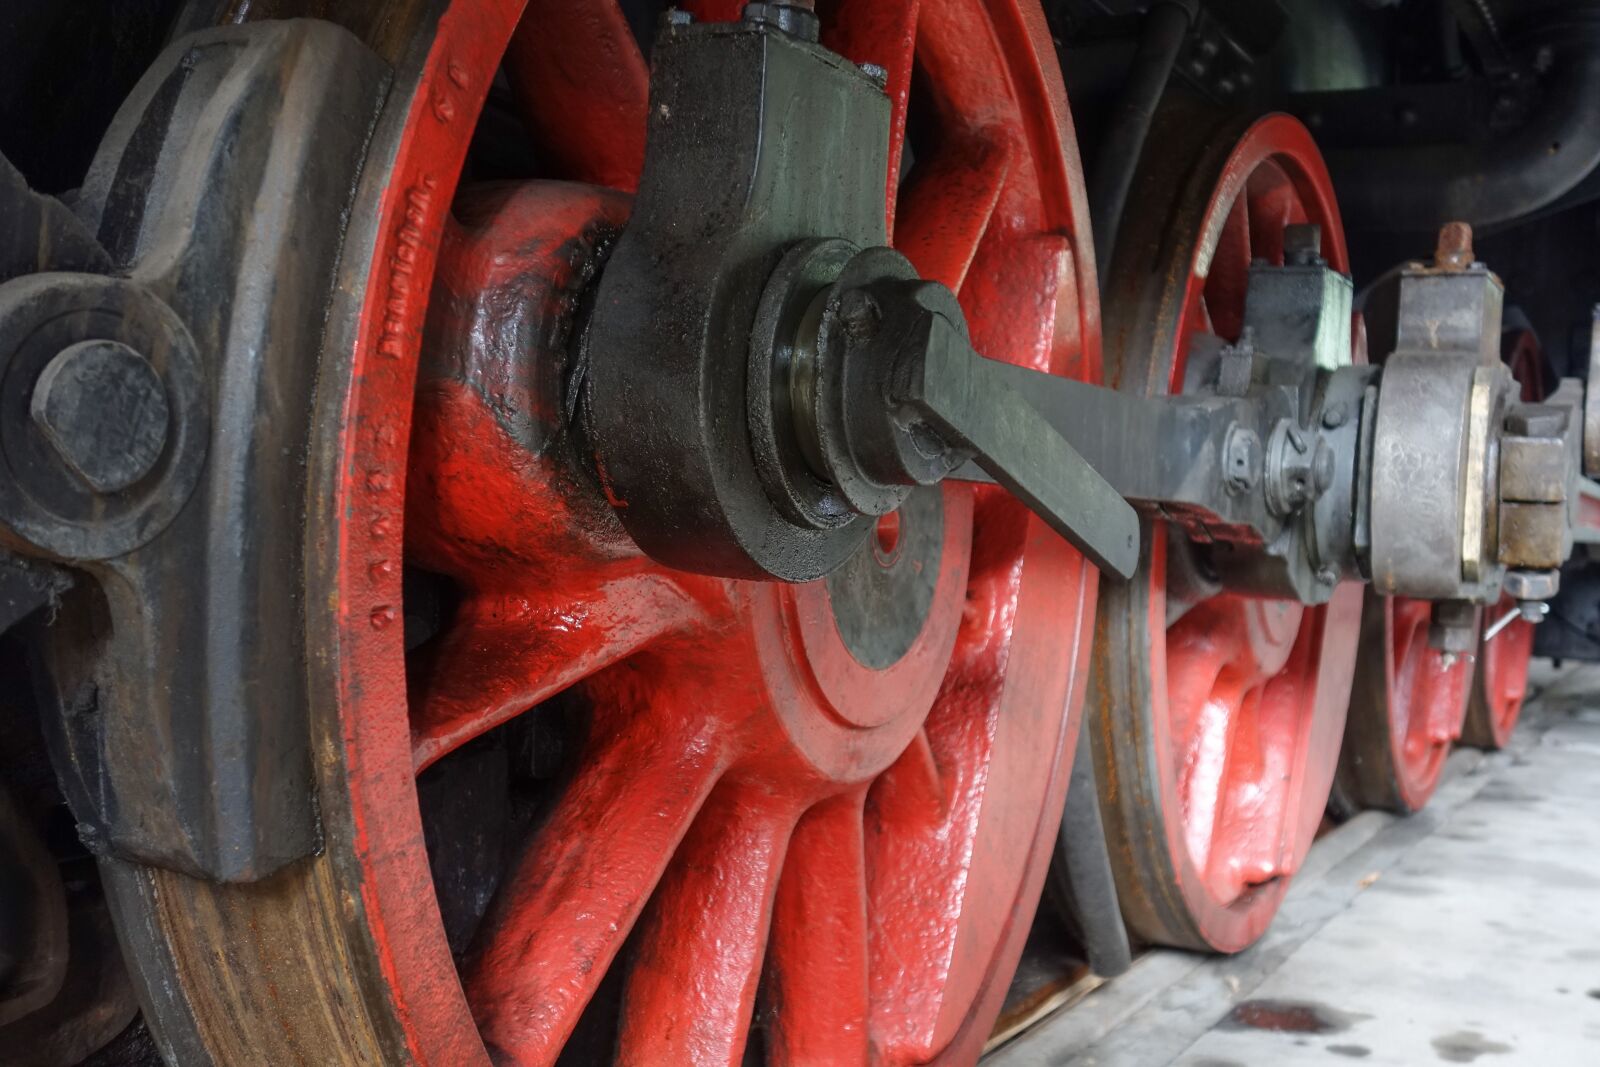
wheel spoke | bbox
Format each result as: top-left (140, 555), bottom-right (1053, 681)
top-left (766, 790), bottom-right (871, 1067)
top-left (1165, 598), bottom-right (1246, 756)
top-left (503, 0), bottom-right (648, 190)
top-left (1203, 685), bottom-right (1287, 898)
top-left (895, 131), bottom-right (1013, 292)
top-left (466, 711), bottom-right (728, 1065)
top-left (1178, 678), bottom-right (1246, 871)
top-left (823, 0), bottom-right (922, 224)
top-left (1245, 160), bottom-right (1303, 265)
top-left (617, 781), bottom-right (800, 1067)
top-left (408, 182), bottom-right (636, 580)
top-left (870, 729), bottom-right (947, 827)
top-left (1392, 599), bottom-right (1426, 749)
top-left (1204, 192), bottom-right (1252, 341)
top-left (408, 572), bottom-right (705, 771)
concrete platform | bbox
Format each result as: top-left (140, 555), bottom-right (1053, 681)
top-left (988, 664), bottom-right (1600, 1067)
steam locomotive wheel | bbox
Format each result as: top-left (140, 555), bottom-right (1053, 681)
top-left (104, 2), bottom-right (1101, 1064)
top-left (1090, 111), bottom-right (1363, 954)
top-left (1337, 597), bottom-right (1477, 814)
top-left (1464, 596), bottom-right (1535, 750)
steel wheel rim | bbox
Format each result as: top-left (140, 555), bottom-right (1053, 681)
top-left (1094, 110), bottom-right (1362, 953)
top-left (292, 2), bottom-right (1100, 1065)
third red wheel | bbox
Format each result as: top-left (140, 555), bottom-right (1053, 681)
top-left (1464, 595), bottom-right (1536, 750)
top-left (1089, 108), bottom-right (1363, 954)
top-left (1337, 597), bottom-right (1477, 813)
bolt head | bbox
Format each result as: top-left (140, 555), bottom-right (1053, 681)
top-left (1221, 425), bottom-right (1262, 495)
top-left (1504, 404), bottom-right (1567, 437)
top-left (741, 2), bottom-right (820, 42)
top-left (1311, 439), bottom-right (1336, 494)
top-left (1428, 620), bottom-right (1478, 654)
top-left (859, 62), bottom-right (889, 88)
top-left (1503, 568), bottom-right (1559, 601)
top-left (663, 8), bottom-right (695, 28)
top-left (30, 340), bottom-right (170, 494)
top-left (1434, 221), bottom-right (1475, 270)
top-left (1284, 223), bottom-right (1323, 266)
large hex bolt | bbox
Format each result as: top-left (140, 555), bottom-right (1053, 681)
top-left (30, 340), bottom-right (170, 494)
top-left (1434, 221), bottom-right (1475, 270)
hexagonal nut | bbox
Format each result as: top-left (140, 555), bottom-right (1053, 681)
top-left (1222, 425), bottom-right (1262, 494)
top-left (1217, 348), bottom-right (1252, 398)
top-left (1428, 619), bottom-right (1478, 654)
top-left (1503, 568), bottom-right (1559, 601)
top-left (1505, 404), bottom-right (1568, 437)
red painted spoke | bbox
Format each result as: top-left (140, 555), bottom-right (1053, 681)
top-left (867, 538), bottom-right (1079, 1062)
top-left (1245, 160), bottom-right (1304, 265)
top-left (895, 132), bottom-right (1013, 293)
top-left (1203, 685), bottom-right (1291, 898)
top-left (409, 378), bottom-right (634, 576)
top-left (1165, 596), bottom-right (1248, 762)
top-left (503, 0), bottom-right (648, 190)
top-left (1204, 192), bottom-right (1252, 341)
top-left (895, 0), bottom-right (1030, 292)
top-left (408, 183), bottom-right (635, 580)
top-left (766, 790), bottom-right (872, 1067)
top-left (870, 728), bottom-right (947, 827)
top-left (408, 572), bottom-right (705, 771)
top-left (1175, 674), bottom-right (1245, 869)
top-left (1166, 590), bottom-right (1307, 896)
top-left (822, 0), bottom-right (922, 224)
top-left (1393, 599), bottom-right (1434, 749)
top-left (467, 711), bottom-right (728, 1065)
top-left (617, 782), bottom-right (800, 1067)
top-left (1485, 601), bottom-right (1535, 724)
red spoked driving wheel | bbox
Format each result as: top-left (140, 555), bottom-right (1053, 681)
top-left (1337, 596), bottom-right (1476, 813)
top-left (115, 2), bottom-right (1102, 1065)
top-left (1090, 109), bottom-right (1363, 954)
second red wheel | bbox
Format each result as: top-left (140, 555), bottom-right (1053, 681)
top-left (1089, 108), bottom-right (1363, 954)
